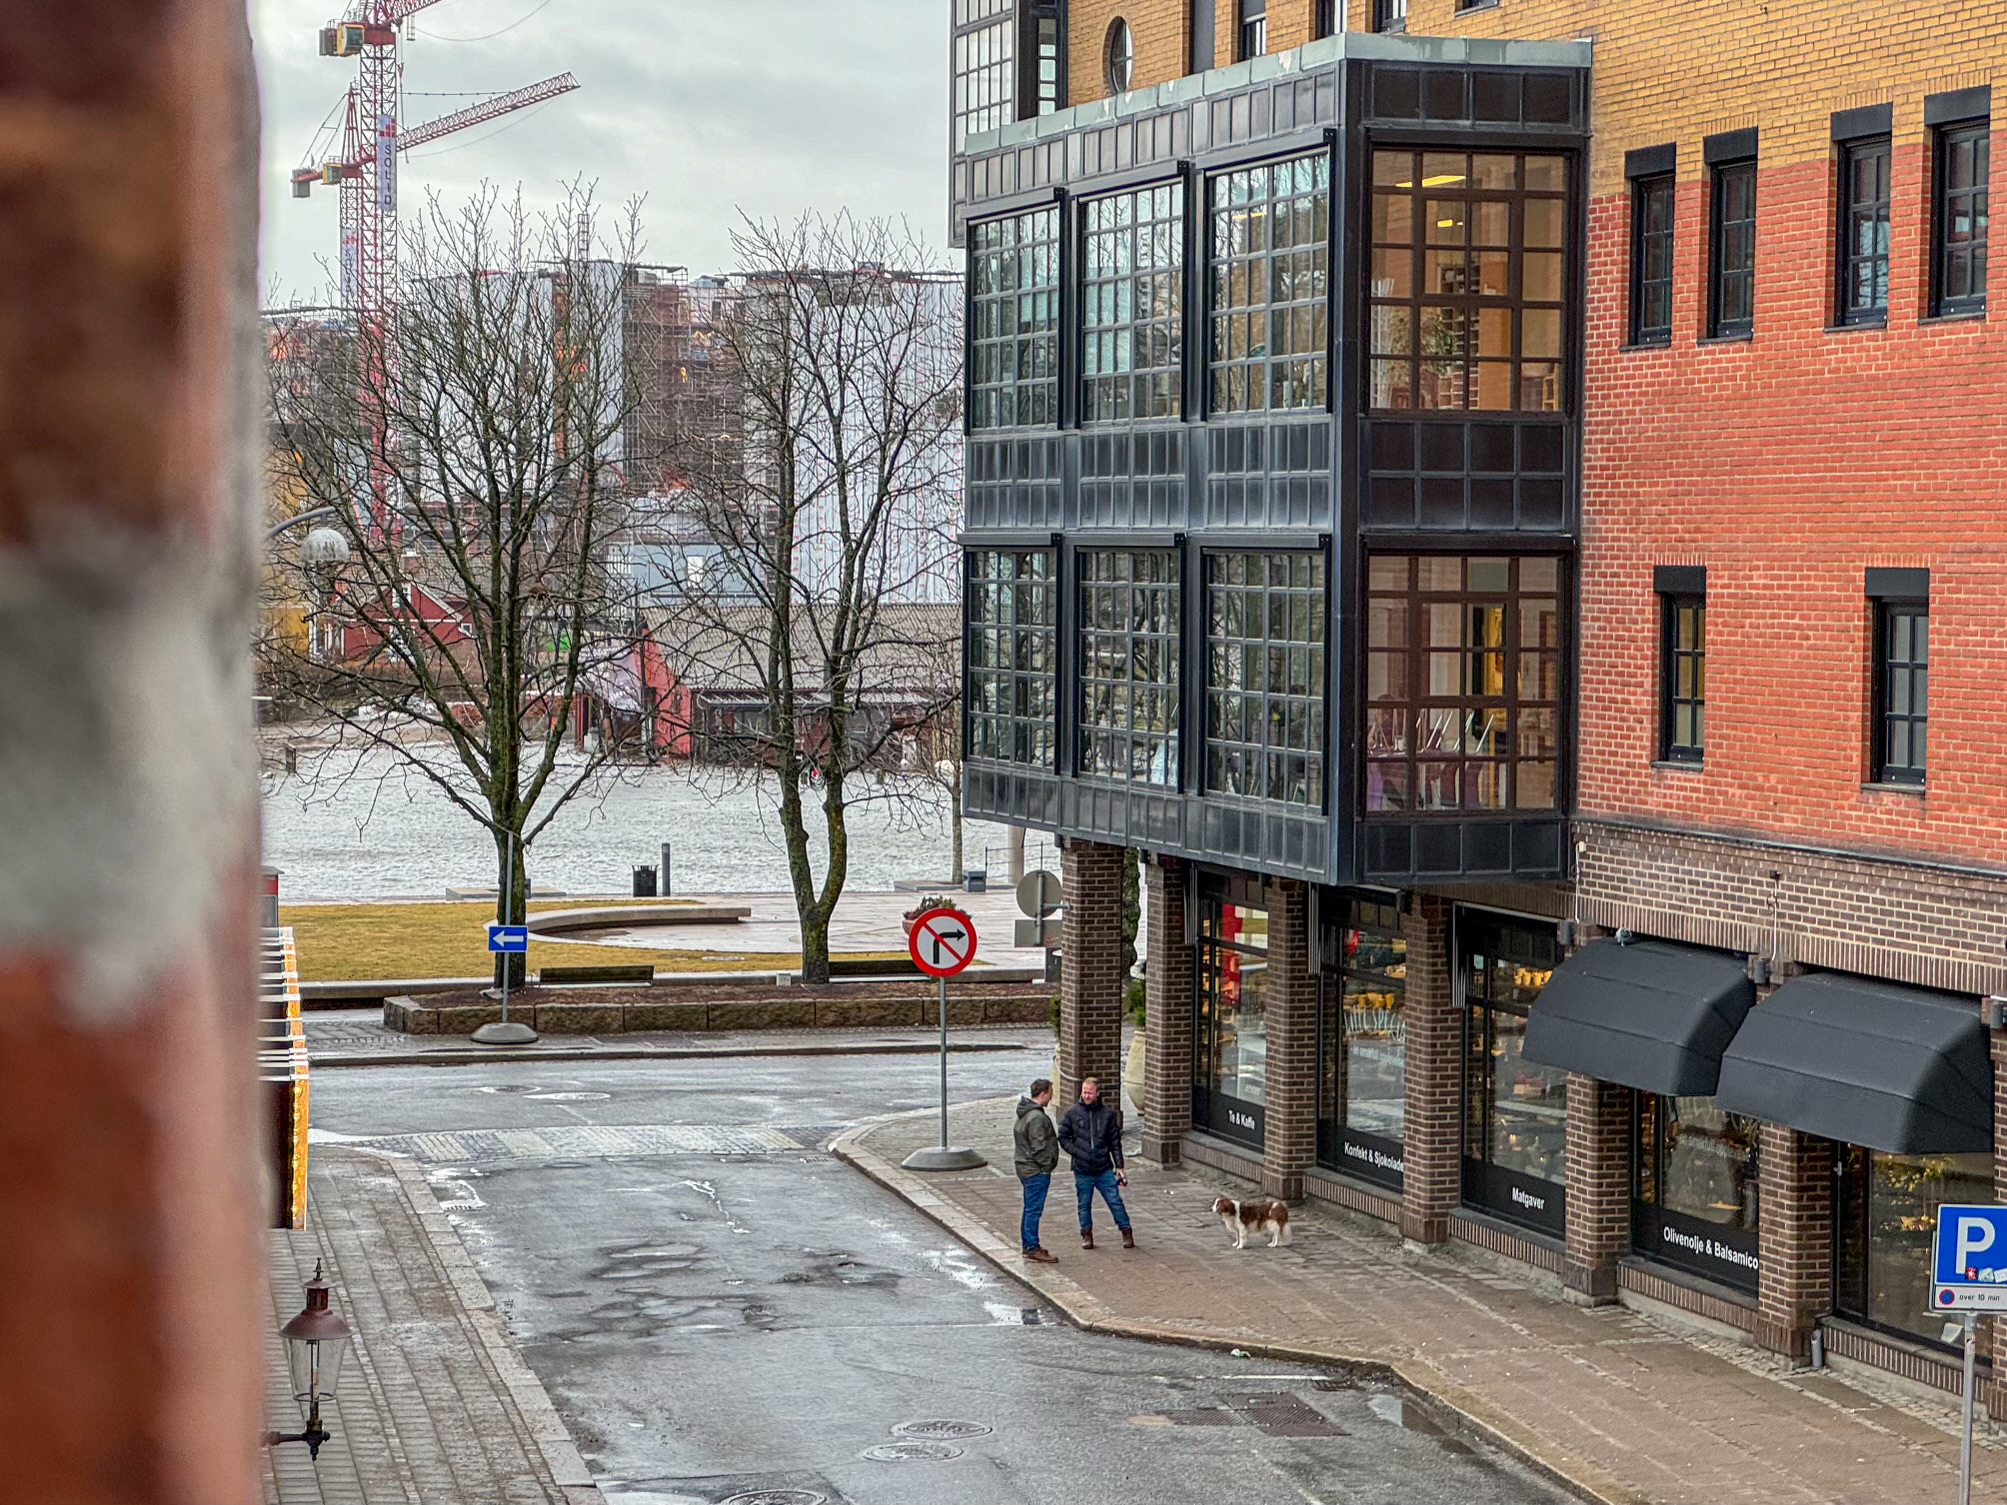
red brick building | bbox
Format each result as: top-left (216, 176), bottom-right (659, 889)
top-left (951, 0), bottom-right (2007, 1407)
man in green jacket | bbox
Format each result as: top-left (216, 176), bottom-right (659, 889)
top-left (1013, 1079), bottom-right (1060, 1262)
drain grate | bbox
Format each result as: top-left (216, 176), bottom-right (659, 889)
top-left (1160, 1408), bottom-right (1241, 1426)
top-left (891, 1419), bottom-right (993, 1442)
top-left (1226, 1392), bottom-right (1345, 1438)
top-left (720, 1493), bottom-right (827, 1505)
top-left (861, 1441), bottom-right (963, 1462)
top-left (1313, 1376), bottom-right (1355, 1392)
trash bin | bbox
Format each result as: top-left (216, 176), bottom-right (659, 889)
top-left (633, 865), bottom-right (658, 897)
top-left (963, 867), bottom-right (987, 894)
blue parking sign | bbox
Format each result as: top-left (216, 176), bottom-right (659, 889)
top-left (487, 924), bottom-right (529, 954)
top-left (1930, 1205), bottom-right (2007, 1312)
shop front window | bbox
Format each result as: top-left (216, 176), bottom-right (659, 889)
top-left (1462, 913), bottom-right (1564, 1235)
top-left (1194, 879), bottom-right (1270, 1148)
top-left (1634, 1095), bottom-right (1761, 1291)
top-left (1317, 893), bottom-right (1406, 1189)
top-left (1837, 1146), bottom-right (1996, 1349)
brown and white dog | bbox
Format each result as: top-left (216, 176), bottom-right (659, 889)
top-left (1212, 1196), bottom-right (1291, 1249)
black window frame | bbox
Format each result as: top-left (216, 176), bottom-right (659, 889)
top-left (1630, 172), bottom-right (1675, 345)
top-left (1077, 548), bottom-right (1183, 787)
top-left (967, 206), bottom-right (1061, 431)
top-left (1203, 549), bottom-right (1328, 808)
top-left (1871, 595), bottom-right (1928, 787)
top-left (1459, 913), bottom-right (1565, 1238)
top-left (1632, 1092), bottom-right (1761, 1293)
top-left (1314, 0), bottom-right (1337, 38)
top-left (1933, 120), bottom-right (1990, 318)
top-left (1372, 0), bottom-right (1407, 31)
top-left (964, 548), bottom-right (1059, 769)
top-left (1658, 591), bottom-right (1706, 764)
top-left (1836, 136), bottom-right (1892, 326)
top-left (1315, 892), bottom-right (1408, 1187)
top-left (1238, 0), bottom-right (1266, 61)
top-left (1209, 152), bottom-right (1332, 415)
top-left (950, 0), bottom-right (1015, 148)
top-left (1708, 157), bottom-right (1756, 339)
top-left (1080, 181), bottom-right (1187, 424)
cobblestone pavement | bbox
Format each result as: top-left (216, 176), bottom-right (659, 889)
top-left (263, 1147), bottom-right (602, 1505)
top-left (841, 1097), bottom-right (2007, 1505)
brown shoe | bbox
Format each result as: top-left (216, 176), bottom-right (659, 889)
top-left (1081, 1229), bottom-right (1095, 1249)
top-left (1026, 1247), bottom-right (1058, 1264)
top-left (1121, 1229), bottom-right (1136, 1250)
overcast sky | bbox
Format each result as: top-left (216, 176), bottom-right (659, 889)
top-left (250, 0), bottom-right (952, 300)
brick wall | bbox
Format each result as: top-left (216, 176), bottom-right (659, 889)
top-left (1067, 1), bottom-right (1334, 102)
top-left (1261, 878), bottom-right (1318, 1201)
top-left (1563, 1075), bottom-right (1631, 1302)
top-left (1143, 856), bottom-right (1195, 1163)
top-left (1060, 839), bottom-right (1128, 1108)
top-left (1399, 895), bottom-right (1459, 1244)
top-left (1755, 1125), bottom-right (1834, 1360)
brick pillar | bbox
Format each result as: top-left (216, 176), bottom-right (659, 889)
top-left (0, 1), bottom-right (266, 1498)
top-left (1400, 895), bottom-right (1459, 1245)
top-left (1261, 879), bottom-right (1317, 1202)
top-left (1755, 1126), bottom-right (1835, 1360)
top-left (1059, 840), bottom-right (1128, 1109)
top-left (1563, 1076), bottom-right (1631, 1303)
top-left (1142, 857), bottom-right (1194, 1165)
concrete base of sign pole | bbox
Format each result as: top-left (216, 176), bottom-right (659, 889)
top-left (901, 1146), bottom-right (989, 1171)
top-left (471, 1020), bottom-right (540, 1046)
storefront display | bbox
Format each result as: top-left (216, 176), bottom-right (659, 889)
top-left (1836, 1146), bottom-right (1995, 1349)
top-left (1461, 912), bottom-right (1564, 1236)
top-left (1317, 892), bottom-right (1406, 1189)
top-left (1633, 1094), bottom-right (1760, 1291)
top-left (1193, 874), bottom-right (1269, 1149)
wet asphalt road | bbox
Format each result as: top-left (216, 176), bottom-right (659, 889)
top-left (312, 1050), bottom-right (1570, 1505)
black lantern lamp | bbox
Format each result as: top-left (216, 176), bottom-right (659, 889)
top-left (266, 1261), bottom-right (351, 1460)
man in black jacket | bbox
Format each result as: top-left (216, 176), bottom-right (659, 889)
top-left (1057, 1077), bottom-right (1134, 1250)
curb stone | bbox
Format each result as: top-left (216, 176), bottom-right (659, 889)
top-left (310, 1038), bottom-right (1046, 1070)
top-left (830, 1103), bottom-right (1643, 1505)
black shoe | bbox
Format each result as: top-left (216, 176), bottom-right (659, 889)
top-left (1081, 1228), bottom-right (1095, 1249)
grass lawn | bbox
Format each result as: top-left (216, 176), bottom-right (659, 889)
top-left (280, 899), bottom-right (902, 983)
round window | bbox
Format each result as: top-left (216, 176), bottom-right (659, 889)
top-left (1105, 18), bottom-right (1135, 94)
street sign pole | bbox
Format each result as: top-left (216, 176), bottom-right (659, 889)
top-left (473, 828), bottom-right (538, 1046)
top-left (937, 973), bottom-right (950, 1152)
top-left (1960, 1308), bottom-right (1976, 1505)
top-left (902, 907), bottom-right (987, 1173)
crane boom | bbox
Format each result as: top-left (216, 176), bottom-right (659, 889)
top-left (399, 73), bottom-right (580, 153)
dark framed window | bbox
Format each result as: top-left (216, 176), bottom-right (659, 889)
top-left (1104, 17), bottom-right (1134, 94)
top-left (1873, 599), bottom-right (1928, 785)
top-left (1195, 875), bottom-right (1270, 1148)
top-left (968, 207), bottom-right (1059, 430)
top-left (965, 549), bottom-right (1058, 768)
top-left (1078, 549), bottom-right (1181, 785)
top-left (1837, 1145), bottom-right (1995, 1351)
top-left (1314, 0), bottom-right (1337, 38)
top-left (1373, 0), bottom-right (1407, 31)
top-left (1368, 150), bottom-right (1569, 413)
top-left (1934, 121), bottom-right (1990, 317)
top-left (1659, 593), bottom-right (1705, 763)
top-left (1316, 894), bottom-right (1407, 1187)
top-left (1708, 158), bottom-right (1756, 338)
top-left (1029, 2), bottom-right (1064, 116)
top-left (1461, 914), bottom-right (1564, 1237)
top-left (1837, 137), bottom-right (1892, 324)
top-left (1238, 0), bottom-right (1266, 60)
top-left (1204, 550), bottom-right (1327, 806)
top-left (1363, 554), bottom-right (1564, 815)
top-left (951, 0), bottom-right (1014, 146)
top-left (1082, 183), bottom-right (1185, 423)
top-left (1210, 154), bottom-right (1330, 414)
top-left (1633, 1094), bottom-right (1760, 1292)
top-left (1630, 173), bottom-right (1674, 344)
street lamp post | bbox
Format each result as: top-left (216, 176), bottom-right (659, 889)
top-left (265, 1262), bottom-right (352, 1461)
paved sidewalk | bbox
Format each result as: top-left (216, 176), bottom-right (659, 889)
top-left (263, 1146), bottom-right (602, 1504)
top-left (838, 1097), bottom-right (2007, 1505)
top-left (305, 1011), bottom-right (1052, 1068)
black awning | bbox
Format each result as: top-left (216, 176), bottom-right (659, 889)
top-left (1521, 938), bottom-right (1755, 1095)
top-left (1714, 973), bottom-right (1993, 1154)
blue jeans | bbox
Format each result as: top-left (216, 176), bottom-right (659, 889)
top-left (1020, 1172), bottom-right (1051, 1251)
top-left (1074, 1169), bottom-right (1131, 1233)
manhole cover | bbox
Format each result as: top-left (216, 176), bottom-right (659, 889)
top-left (891, 1419), bottom-right (993, 1441)
top-left (861, 1441), bottom-right (963, 1462)
top-left (720, 1492), bottom-right (826, 1505)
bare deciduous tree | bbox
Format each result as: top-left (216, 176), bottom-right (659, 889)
top-left (660, 214), bottom-right (963, 982)
top-left (261, 186), bottom-right (653, 983)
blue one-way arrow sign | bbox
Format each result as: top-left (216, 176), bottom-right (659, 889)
top-left (487, 924), bottom-right (529, 954)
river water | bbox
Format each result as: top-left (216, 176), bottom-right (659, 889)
top-left (260, 749), bottom-right (1031, 901)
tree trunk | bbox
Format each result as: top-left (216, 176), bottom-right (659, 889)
top-left (948, 771), bottom-right (964, 882)
top-left (492, 826), bottom-right (528, 988)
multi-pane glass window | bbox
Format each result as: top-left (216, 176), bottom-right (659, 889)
top-left (1317, 895), bottom-right (1408, 1186)
top-left (969, 208), bottom-right (1059, 430)
top-left (965, 550), bottom-right (1058, 768)
top-left (1196, 889), bottom-right (1271, 1147)
top-left (1634, 1094), bottom-right (1761, 1291)
top-left (1874, 600), bottom-right (1928, 785)
top-left (1105, 17), bottom-right (1134, 93)
top-left (1838, 138), bottom-right (1892, 324)
top-left (1204, 551), bottom-right (1326, 806)
top-left (1369, 151), bottom-right (1569, 413)
top-left (1363, 555), bottom-right (1564, 815)
top-left (1238, 0), bottom-right (1266, 59)
top-left (1837, 1146), bottom-right (1996, 1349)
top-left (1031, 3), bottom-right (1063, 116)
top-left (951, 0), bottom-right (1013, 146)
top-left (1462, 915), bottom-right (1564, 1236)
top-left (1210, 154), bottom-right (1331, 414)
top-left (1082, 184), bottom-right (1185, 423)
top-left (1079, 550), bottom-right (1181, 785)
top-left (1935, 122), bottom-right (1990, 316)
top-left (1373, 0), bottom-right (1407, 29)
top-left (1708, 159), bottom-right (1756, 337)
top-left (1631, 174), bottom-right (1674, 344)
top-left (1660, 594), bottom-right (1706, 763)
